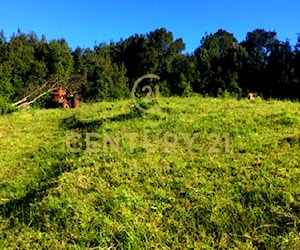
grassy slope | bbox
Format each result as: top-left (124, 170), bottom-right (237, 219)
top-left (0, 97), bottom-right (299, 249)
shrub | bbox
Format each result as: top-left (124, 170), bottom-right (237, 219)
top-left (32, 92), bottom-right (53, 108)
top-left (0, 95), bottom-right (16, 115)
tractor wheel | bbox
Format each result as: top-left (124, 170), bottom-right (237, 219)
top-left (63, 101), bottom-right (71, 109)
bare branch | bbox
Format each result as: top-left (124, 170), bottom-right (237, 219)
top-left (13, 78), bottom-right (61, 108)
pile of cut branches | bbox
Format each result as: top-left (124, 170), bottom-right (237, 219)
top-left (12, 78), bottom-right (61, 109)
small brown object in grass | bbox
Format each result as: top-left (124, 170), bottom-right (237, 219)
top-left (247, 92), bottom-right (259, 102)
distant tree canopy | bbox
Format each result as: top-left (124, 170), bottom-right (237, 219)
top-left (194, 29), bottom-right (247, 96)
top-left (0, 27), bottom-right (299, 103)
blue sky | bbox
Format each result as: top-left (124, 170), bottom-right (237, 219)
top-left (0, 0), bottom-right (299, 52)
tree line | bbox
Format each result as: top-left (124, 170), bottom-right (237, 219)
top-left (0, 28), bottom-right (300, 104)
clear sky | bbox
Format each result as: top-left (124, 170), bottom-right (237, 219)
top-left (0, 0), bottom-right (299, 52)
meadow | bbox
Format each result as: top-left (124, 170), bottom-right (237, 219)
top-left (0, 97), bottom-right (299, 249)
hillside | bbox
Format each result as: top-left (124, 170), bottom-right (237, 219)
top-left (0, 97), bottom-right (300, 249)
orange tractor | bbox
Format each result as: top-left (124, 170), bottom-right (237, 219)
top-left (51, 88), bottom-right (80, 109)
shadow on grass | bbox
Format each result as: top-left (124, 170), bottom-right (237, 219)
top-left (279, 134), bottom-right (300, 146)
top-left (61, 115), bottom-right (104, 132)
top-left (257, 112), bottom-right (297, 126)
top-left (1, 180), bottom-right (56, 225)
top-left (0, 149), bottom-right (77, 228)
top-left (60, 110), bottom-right (142, 132)
top-left (0, 110), bottom-right (145, 229)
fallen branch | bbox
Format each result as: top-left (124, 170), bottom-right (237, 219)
top-left (12, 80), bottom-right (52, 107)
top-left (13, 78), bottom-right (60, 108)
top-left (27, 86), bottom-right (56, 105)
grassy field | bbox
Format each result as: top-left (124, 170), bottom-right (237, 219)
top-left (0, 97), bottom-right (300, 249)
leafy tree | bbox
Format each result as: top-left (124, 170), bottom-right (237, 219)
top-left (240, 29), bottom-right (279, 95)
top-left (294, 36), bottom-right (300, 99)
top-left (181, 54), bottom-right (201, 93)
top-left (112, 28), bottom-right (187, 95)
top-left (166, 54), bottom-right (197, 95)
top-left (0, 30), bottom-right (14, 100)
top-left (145, 28), bottom-right (185, 75)
top-left (0, 94), bottom-right (15, 115)
top-left (81, 45), bottom-right (129, 102)
top-left (195, 29), bottom-right (246, 96)
top-left (6, 31), bottom-right (37, 100)
top-left (46, 39), bottom-right (74, 83)
top-left (265, 40), bottom-right (297, 98)
top-left (0, 30), bottom-right (7, 63)
top-left (112, 34), bottom-right (148, 84)
top-left (72, 47), bottom-right (87, 76)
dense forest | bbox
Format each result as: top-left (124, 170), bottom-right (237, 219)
top-left (0, 28), bottom-right (300, 104)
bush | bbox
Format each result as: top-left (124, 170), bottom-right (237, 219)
top-left (0, 96), bottom-right (16, 115)
top-left (31, 92), bottom-right (53, 109)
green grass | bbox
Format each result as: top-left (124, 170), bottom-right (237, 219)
top-left (0, 97), bottom-right (300, 249)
